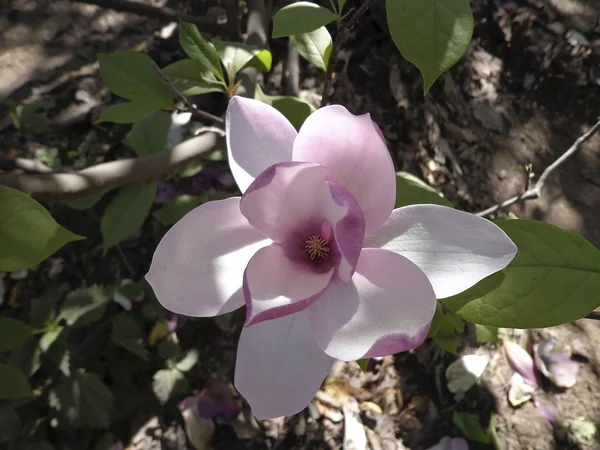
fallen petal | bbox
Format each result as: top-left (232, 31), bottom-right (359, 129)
top-left (508, 373), bottom-right (535, 407)
top-left (426, 437), bottom-right (469, 450)
top-left (504, 341), bottom-right (539, 388)
top-left (534, 341), bottom-right (579, 388)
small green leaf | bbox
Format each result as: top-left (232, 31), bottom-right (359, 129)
top-left (111, 314), bottom-right (149, 360)
top-left (453, 412), bottom-right (492, 444)
top-left (59, 286), bottom-right (110, 328)
top-left (152, 368), bottom-right (188, 405)
top-left (337, 0), bottom-right (348, 14)
top-left (254, 84), bottom-right (315, 131)
top-left (356, 359), bottom-right (369, 372)
top-left (0, 186), bottom-right (84, 272)
top-left (96, 101), bottom-right (158, 124)
top-left (273, 2), bottom-right (337, 38)
top-left (64, 189), bottom-right (112, 211)
top-left (126, 111), bottom-right (172, 157)
top-left (291, 26), bottom-right (333, 72)
top-left (162, 59), bottom-right (226, 96)
top-left (179, 22), bottom-right (224, 83)
top-left (0, 363), bottom-right (33, 399)
top-left (101, 182), bottom-right (156, 253)
top-left (213, 40), bottom-right (272, 81)
top-left (50, 371), bottom-right (114, 429)
top-left (394, 172), bottom-right (453, 208)
top-left (0, 318), bottom-right (32, 352)
top-left (98, 52), bottom-right (173, 107)
top-left (475, 324), bottom-right (504, 344)
top-left (8, 339), bottom-right (42, 376)
top-left (386, 0), bottom-right (474, 94)
top-left (154, 195), bottom-right (204, 226)
top-left (442, 220), bottom-right (600, 328)
top-left (174, 349), bottom-right (198, 372)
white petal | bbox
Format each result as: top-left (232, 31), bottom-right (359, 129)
top-left (146, 197), bottom-right (270, 317)
top-left (235, 310), bottom-right (334, 419)
top-left (364, 205), bottom-right (518, 299)
top-left (226, 97), bottom-right (297, 193)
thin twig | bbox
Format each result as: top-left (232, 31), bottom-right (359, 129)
top-left (71, 0), bottom-right (227, 36)
top-left (0, 132), bottom-right (223, 201)
top-left (320, 0), bottom-right (377, 107)
top-left (0, 156), bottom-right (54, 174)
top-left (237, 0), bottom-right (268, 98)
top-left (151, 62), bottom-right (225, 125)
top-left (476, 119), bottom-right (600, 217)
top-left (224, 0), bottom-right (242, 42)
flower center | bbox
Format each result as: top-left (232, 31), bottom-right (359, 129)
top-left (304, 235), bottom-right (330, 261)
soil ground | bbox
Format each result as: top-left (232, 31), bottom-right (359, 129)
top-left (1, 0), bottom-right (600, 449)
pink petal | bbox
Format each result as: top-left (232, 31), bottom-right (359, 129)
top-left (146, 197), bottom-right (270, 317)
top-left (427, 437), bottom-right (469, 450)
top-left (243, 245), bottom-right (334, 325)
top-left (364, 205), bottom-right (517, 299)
top-left (293, 106), bottom-right (395, 233)
top-left (240, 162), bottom-right (365, 282)
top-left (309, 248), bottom-right (436, 361)
top-left (533, 341), bottom-right (579, 388)
top-left (226, 96), bottom-right (297, 193)
top-left (504, 341), bottom-right (539, 388)
top-left (234, 309), bottom-right (334, 419)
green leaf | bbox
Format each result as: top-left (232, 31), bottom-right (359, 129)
top-left (59, 286), bottom-right (110, 328)
top-left (162, 59), bottom-right (226, 96)
top-left (179, 21), bottom-right (224, 83)
top-left (0, 186), bottom-right (84, 272)
top-left (152, 368), bottom-right (188, 405)
top-left (430, 304), bottom-right (462, 354)
top-left (386, 0), bottom-right (474, 94)
top-left (64, 189), bottom-right (111, 211)
top-left (273, 2), bottom-right (337, 38)
top-left (154, 195), bottom-right (204, 226)
top-left (395, 171), bottom-right (453, 208)
top-left (475, 324), bottom-right (504, 344)
top-left (98, 51), bottom-right (173, 107)
top-left (174, 349), bottom-right (198, 372)
top-left (126, 111), bottom-right (172, 157)
top-left (101, 182), bottom-right (156, 253)
top-left (0, 363), bottom-right (33, 399)
top-left (111, 314), bottom-right (148, 360)
top-left (213, 40), bottom-right (272, 81)
top-left (337, 0), bottom-right (348, 14)
top-left (453, 412), bottom-right (492, 444)
top-left (254, 84), bottom-right (315, 131)
top-left (0, 318), bottom-right (32, 351)
top-left (442, 220), bottom-right (600, 328)
top-left (291, 26), bottom-right (333, 72)
top-left (96, 101), bottom-right (158, 124)
top-left (50, 371), bottom-right (113, 429)
top-left (356, 359), bottom-right (369, 372)
top-left (8, 339), bottom-right (42, 376)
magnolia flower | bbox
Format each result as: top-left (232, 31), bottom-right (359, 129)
top-left (146, 97), bottom-right (517, 419)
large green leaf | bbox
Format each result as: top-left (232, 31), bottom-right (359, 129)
top-left (273, 2), bottom-right (337, 38)
top-left (0, 363), bottom-right (33, 399)
top-left (111, 314), bottom-right (148, 360)
top-left (291, 26), bottom-right (333, 72)
top-left (59, 286), bottom-right (110, 328)
top-left (64, 189), bottom-right (112, 211)
top-left (0, 318), bottom-right (32, 352)
top-left (96, 101), bottom-right (158, 124)
top-left (442, 220), bottom-right (600, 328)
top-left (126, 111), bottom-right (172, 157)
top-left (386, 0), bottom-right (474, 94)
top-left (213, 40), bottom-right (272, 81)
top-left (49, 371), bottom-right (113, 429)
top-left (101, 182), bottom-right (156, 253)
top-left (0, 186), bottom-right (84, 271)
top-left (98, 52), bottom-right (173, 107)
top-left (162, 59), bottom-right (226, 96)
top-left (152, 368), bottom-right (187, 405)
top-left (254, 84), bottom-right (315, 131)
top-left (395, 171), bottom-right (453, 208)
top-left (179, 22), bottom-right (224, 83)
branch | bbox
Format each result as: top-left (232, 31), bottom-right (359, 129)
top-left (0, 156), bottom-right (54, 174)
top-left (0, 132), bottom-right (223, 202)
top-left (320, 0), bottom-right (377, 107)
top-left (224, 0), bottom-right (242, 42)
top-left (237, 0), bottom-right (268, 98)
top-left (71, 0), bottom-right (227, 36)
top-left (476, 119), bottom-right (600, 217)
top-left (284, 38), bottom-right (300, 97)
top-left (151, 62), bottom-right (225, 125)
